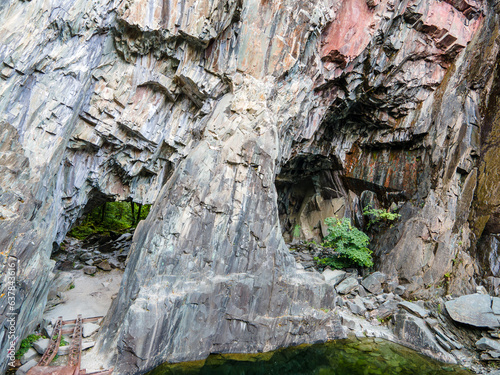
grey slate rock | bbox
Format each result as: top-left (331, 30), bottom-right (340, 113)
top-left (16, 359), bottom-right (38, 375)
top-left (83, 323), bottom-right (100, 337)
top-left (32, 338), bottom-right (50, 355)
top-left (425, 318), bottom-right (438, 328)
top-left (361, 272), bottom-right (386, 294)
top-left (20, 348), bottom-right (38, 365)
top-left (372, 299), bottom-right (399, 320)
top-left (445, 294), bottom-right (500, 328)
top-left (394, 310), bottom-right (456, 363)
top-left (347, 297), bottom-right (367, 316)
top-left (436, 335), bottom-right (452, 351)
top-left (341, 316), bottom-right (356, 330)
top-left (336, 277), bottom-right (359, 295)
top-left (385, 281), bottom-right (398, 293)
top-left (476, 337), bottom-right (500, 351)
top-left (336, 296), bottom-right (344, 307)
top-left (363, 298), bottom-right (377, 311)
top-left (96, 260), bottom-right (111, 271)
top-left (493, 297), bottom-right (500, 315)
top-left (83, 266), bottom-right (97, 275)
top-left (394, 285), bottom-right (406, 296)
top-left (398, 301), bottom-right (429, 318)
top-left (357, 285), bottom-right (368, 297)
top-left (322, 269), bottom-right (346, 286)
top-left (432, 326), bottom-right (463, 350)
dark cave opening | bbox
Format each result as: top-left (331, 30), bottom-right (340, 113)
top-left (275, 153), bottom-right (356, 243)
top-left (52, 194), bottom-right (151, 272)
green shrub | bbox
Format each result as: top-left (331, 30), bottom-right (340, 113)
top-left (318, 217), bottom-right (373, 268)
top-left (362, 205), bottom-right (400, 229)
top-left (15, 334), bottom-right (45, 359)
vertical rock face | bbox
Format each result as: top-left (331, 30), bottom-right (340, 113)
top-left (0, 0), bottom-right (499, 373)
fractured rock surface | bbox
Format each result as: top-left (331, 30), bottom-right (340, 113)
top-left (0, 0), bottom-right (499, 373)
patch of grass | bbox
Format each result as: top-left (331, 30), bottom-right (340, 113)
top-left (293, 224), bottom-right (301, 238)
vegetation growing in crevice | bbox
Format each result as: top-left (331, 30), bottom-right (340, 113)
top-left (68, 201), bottom-right (151, 240)
top-left (15, 334), bottom-right (45, 359)
top-left (363, 204), bottom-right (401, 229)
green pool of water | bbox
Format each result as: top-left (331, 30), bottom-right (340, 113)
top-left (148, 337), bottom-right (471, 375)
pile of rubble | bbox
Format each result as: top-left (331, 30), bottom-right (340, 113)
top-left (52, 232), bottom-right (134, 274)
top-left (320, 268), bottom-right (500, 374)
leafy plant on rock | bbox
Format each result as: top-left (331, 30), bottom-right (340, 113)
top-left (316, 217), bottom-right (373, 269)
top-left (363, 205), bottom-right (401, 229)
top-left (15, 333), bottom-right (45, 359)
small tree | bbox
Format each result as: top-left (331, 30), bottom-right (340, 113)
top-left (315, 217), bottom-right (373, 269)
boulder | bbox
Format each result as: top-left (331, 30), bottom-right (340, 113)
top-left (336, 276), bottom-right (359, 295)
top-left (83, 266), bottom-right (97, 275)
top-left (445, 294), bottom-right (500, 328)
top-left (358, 286), bottom-right (368, 297)
top-left (394, 285), bottom-right (406, 296)
top-left (16, 359), bottom-right (38, 375)
top-left (32, 338), bottom-right (50, 355)
top-left (20, 348), bottom-right (38, 365)
top-left (493, 297), bottom-right (500, 315)
top-left (372, 299), bottom-right (399, 320)
top-left (346, 297), bottom-right (367, 316)
top-left (361, 272), bottom-right (386, 294)
top-left (476, 337), bottom-right (500, 351)
top-left (322, 269), bottom-right (346, 286)
top-left (96, 260), bottom-right (111, 271)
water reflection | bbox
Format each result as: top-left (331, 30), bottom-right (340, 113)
top-left (148, 337), bottom-right (471, 375)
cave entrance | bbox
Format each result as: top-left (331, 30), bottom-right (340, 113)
top-left (275, 154), bottom-right (355, 243)
top-left (41, 196), bottom-right (151, 353)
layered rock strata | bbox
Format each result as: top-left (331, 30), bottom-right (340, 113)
top-left (0, 0), bottom-right (499, 373)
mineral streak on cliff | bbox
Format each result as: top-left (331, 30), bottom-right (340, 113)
top-left (0, 0), bottom-right (498, 373)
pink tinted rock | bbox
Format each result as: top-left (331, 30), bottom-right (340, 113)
top-left (320, 0), bottom-right (377, 66)
top-left (407, 0), bottom-right (482, 54)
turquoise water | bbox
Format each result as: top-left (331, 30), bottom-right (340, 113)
top-left (148, 337), bottom-right (471, 375)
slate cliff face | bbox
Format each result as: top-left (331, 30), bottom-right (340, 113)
top-left (0, 0), bottom-right (499, 373)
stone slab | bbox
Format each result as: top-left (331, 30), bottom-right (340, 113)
top-left (336, 276), bottom-right (359, 295)
top-left (445, 294), bottom-right (500, 328)
top-left (398, 301), bottom-right (429, 318)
